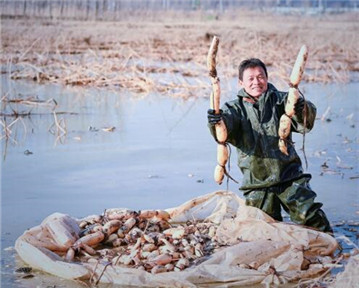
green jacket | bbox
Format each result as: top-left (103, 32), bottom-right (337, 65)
top-left (209, 83), bottom-right (316, 190)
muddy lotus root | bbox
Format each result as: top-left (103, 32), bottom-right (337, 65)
top-left (63, 209), bottom-right (220, 274)
top-left (278, 45), bottom-right (308, 155)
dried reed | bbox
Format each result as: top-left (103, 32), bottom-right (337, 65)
top-left (1, 12), bottom-right (358, 98)
top-left (48, 111), bottom-right (67, 144)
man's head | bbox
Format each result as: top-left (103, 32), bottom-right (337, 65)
top-left (238, 58), bottom-right (268, 99)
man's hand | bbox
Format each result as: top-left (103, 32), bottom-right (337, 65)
top-left (207, 109), bottom-right (223, 125)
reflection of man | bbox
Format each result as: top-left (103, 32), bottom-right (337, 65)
top-left (208, 58), bottom-right (332, 233)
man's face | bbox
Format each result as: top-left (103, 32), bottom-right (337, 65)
top-left (239, 66), bottom-right (268, 99)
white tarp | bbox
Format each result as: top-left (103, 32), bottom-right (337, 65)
top-left (330, 254), bottom-right (359, 288)
top-left (15, 190), bottom-right (339, 287)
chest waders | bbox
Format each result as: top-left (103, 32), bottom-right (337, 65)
top-left (210, 85), bottom-right (333, 233)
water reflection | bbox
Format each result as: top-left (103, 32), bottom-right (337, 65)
top-left (1, 76), bottom-right (129, 156)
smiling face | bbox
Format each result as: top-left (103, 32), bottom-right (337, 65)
top-left (239, 66), bottom-right (268, 99)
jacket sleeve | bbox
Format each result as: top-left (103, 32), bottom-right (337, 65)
top-left (291, 98), bottom-right (317, 134)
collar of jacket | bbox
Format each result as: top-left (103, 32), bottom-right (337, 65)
top-left (237, 83), bottom-right (277, 104)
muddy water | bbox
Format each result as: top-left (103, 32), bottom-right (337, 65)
top-left (1, 77), bottom-right (358, 287)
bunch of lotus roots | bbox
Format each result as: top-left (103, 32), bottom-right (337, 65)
top-left (65, 209), bottom-right (220, 274)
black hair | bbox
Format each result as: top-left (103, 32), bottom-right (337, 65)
top-left (238, 58), bottom-right (268, 81)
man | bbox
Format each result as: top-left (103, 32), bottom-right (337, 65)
top-left (207, 58), bottom-right (333, 233)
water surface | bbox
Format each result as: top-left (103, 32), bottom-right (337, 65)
top-left (1, 78), bottom-right (358, 287)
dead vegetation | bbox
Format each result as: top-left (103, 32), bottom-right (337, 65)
top-left (1, 11), bottom-right (359, 97)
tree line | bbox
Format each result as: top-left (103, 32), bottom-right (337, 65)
top-left (1, 0), bottom-right (358, 20)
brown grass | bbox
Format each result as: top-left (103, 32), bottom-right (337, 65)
top-left (1, 11), bottom-right (359, 97)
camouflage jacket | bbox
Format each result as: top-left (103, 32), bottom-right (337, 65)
top-left (209, 83), bottom-right (316, 190)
